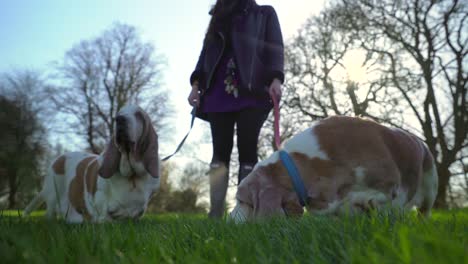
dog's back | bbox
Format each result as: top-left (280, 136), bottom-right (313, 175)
top-left (312, 116), bottom-right (438, 215)
top-left (24, 152), bottom-right (99, 219)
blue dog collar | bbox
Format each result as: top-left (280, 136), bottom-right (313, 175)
top-left (279, 150), bottom-right (308, 207)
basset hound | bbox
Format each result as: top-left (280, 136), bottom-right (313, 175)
top-left (230, 116), bottom-right (438, 222)
top-left (24, 105), bottom-right (160, 223)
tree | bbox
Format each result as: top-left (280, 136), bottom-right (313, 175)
top-left (259, 7), bottom-right (400, 157)
top-left (49, 23), bottom-right (170, 153)
top-left (171, 163), bottom-right (209, 213)
top-left (147, 162), bottom-right (173, 213)
top-left (148, 162), bottom-right (208, 214)
top-left (332, 0), bottom-right (467, 208)
top-left (178, 163), bottom-right (209, 199)
top-left (258, 0), bottom-right (466, 208)
top-left (0, 70), bottom-right (48, 209)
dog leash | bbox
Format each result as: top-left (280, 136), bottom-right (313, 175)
top-left (271, 92), bottom-right (281, 150)
top-left (162, 92), bottom-right (280, 161)
top-left (161, 107), bottom-right (196, 161)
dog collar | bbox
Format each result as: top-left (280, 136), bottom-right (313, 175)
top-left (279, 150), bottom-right (307, 207)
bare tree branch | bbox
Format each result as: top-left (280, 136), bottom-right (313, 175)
top-left (49, 23), bottom-right (171, 153)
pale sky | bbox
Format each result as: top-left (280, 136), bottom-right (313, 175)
top-left (0, 0), bottom-right (325, 166)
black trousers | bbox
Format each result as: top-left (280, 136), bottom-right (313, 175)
top-left (207, 107), bottom-right (270, 181)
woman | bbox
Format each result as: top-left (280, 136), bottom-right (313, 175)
top-left (188, 0), bottom-right (284, 218)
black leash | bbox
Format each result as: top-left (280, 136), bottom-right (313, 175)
top-left (161, 107), bottom-right (196, 161)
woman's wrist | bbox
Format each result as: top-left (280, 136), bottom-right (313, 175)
top-left (271, 78), bottom-right (282, 86)
top-left (268, 71), bottom-right (285, 86)
top-left (272, 78), bottom-right (281, 84)
top-left (192, 81), bottom-right (199, 90)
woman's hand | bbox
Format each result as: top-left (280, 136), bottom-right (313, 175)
top-left (269, 78), bottom-right (282, 101)
top-left (188, 83), bottom-right (200, 107)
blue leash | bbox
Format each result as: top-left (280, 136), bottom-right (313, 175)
top-left (279, 150), bottom-right (308, 207)
top-left (161, 107), bottom-right (196, 161)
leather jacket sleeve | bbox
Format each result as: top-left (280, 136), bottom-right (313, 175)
top-left (264, 6), bottom-right (284, 85)
top-left (190, 44), bottom-right (207, 85)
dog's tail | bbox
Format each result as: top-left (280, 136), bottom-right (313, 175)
top-left (23, 191), bottom-right (45, 217)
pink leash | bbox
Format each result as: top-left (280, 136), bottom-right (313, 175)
top-left (271, 92), bottom-right (281, 150)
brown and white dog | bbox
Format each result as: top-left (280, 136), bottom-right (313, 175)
top-left (24, 105), bottom-right (160, 223)
top-left (230, 116), bottom-right (438, 222)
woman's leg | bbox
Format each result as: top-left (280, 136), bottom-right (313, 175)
top-left (236, 108), bottom-right (270, 184)
top-left (207, 112), bottom-right (236, 218)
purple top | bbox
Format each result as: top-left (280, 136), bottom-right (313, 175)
top-left (201, 49), bottom-right (271, 113)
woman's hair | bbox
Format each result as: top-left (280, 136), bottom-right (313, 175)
top-left (204, 0), bottom-right (253, 44)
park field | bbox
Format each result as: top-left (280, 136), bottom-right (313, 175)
top-left (0, 209), bottom-right (467, 263)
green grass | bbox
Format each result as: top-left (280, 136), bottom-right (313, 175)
top-left (0, 209), bottom-right (467, 264)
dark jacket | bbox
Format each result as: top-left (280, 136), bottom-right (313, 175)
top-left (190, 2), bottom-right (284, 103)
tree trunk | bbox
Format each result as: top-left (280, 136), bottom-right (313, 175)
top-left (434, 165), bottom-right (451, 209)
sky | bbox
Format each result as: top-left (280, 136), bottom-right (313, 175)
top-left (0, 0), bottom-right (326, 157)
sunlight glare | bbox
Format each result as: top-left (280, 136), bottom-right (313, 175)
top-left (343, 49), bottom-right (368, 83)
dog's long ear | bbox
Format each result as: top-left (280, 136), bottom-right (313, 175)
top-left (99, 141), bottom-right (121, 178)
top-left (282, 193), bottom-right (304, 217)
top-left (253, 167), bottom-right (286, 217)
top-left (135, 109), bottom-right (160, 178)
top-left (236, 171), bottom-right (259, 213)
top-left (236, 182), bottom-right (254, 209)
